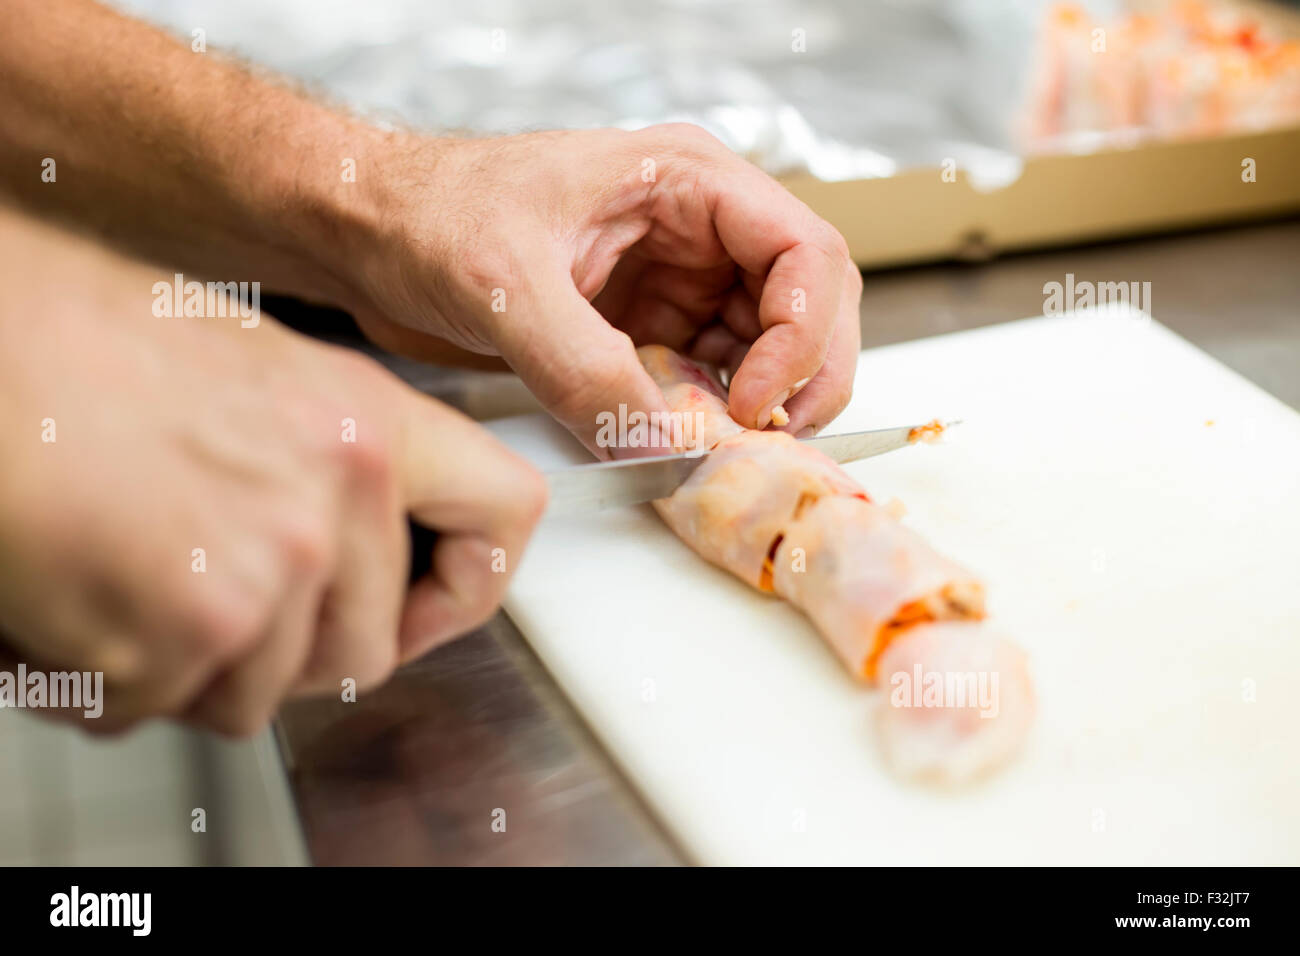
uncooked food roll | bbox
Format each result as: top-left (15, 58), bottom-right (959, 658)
top-left (638, 345), bottom-right (1033, 783)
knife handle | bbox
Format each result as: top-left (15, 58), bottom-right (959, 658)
top-left (407, 518), bottom-right (439, 585)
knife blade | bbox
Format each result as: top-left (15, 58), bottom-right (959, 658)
top-left (543, 422), bottom-right (958, 516)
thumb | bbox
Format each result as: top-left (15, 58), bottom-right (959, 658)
top-left (396, 390), bottom-right (547, 660)
top-left (491, 271), bottom-right (673, 459)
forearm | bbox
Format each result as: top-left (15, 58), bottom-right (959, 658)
top-left (0, 0), bottom-right (403, 307)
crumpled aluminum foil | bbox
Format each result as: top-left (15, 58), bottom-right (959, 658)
top-left (114, 0), bottom-right (1127, 188)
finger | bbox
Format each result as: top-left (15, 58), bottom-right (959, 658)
top-left (686, 321), bottom-right (749, 374)
top-left (774, 266), bottom-right (862, 435)
top-left (493, 269), bottom-right (674, 458)
top-left (183, 564), bottom-right (324, 736)
top-left (595, 260), bottom-right (736, 349)
top-left (719, 284), bottom-right (763, 342)
top-left (609, 291), bottom-right (700, 351)
top-left (692, 160), bottom-right (852, 428)
top-left (402, 396), bottom-right (545, 538)
top-left (726, 241), bottom-right (844, 429)
top-left (292, 473), bottom-right (407, 698)
top-left (396, 397), bottom-right (547, 658)
top-left (398, 532), bottom-right (501, 662)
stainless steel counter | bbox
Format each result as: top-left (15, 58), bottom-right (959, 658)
top-left (276, 217), bottom-right (1300, 865)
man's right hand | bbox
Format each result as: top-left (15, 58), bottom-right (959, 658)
top-left (0, 208), bottom-right (546, 735)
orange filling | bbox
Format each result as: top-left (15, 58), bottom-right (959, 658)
top-left (907, 420), bottom-right (946, 444)
top-left (862, 587), bottom-right (987, 681)
top-left (760, 492), bottom-right (824, 592)
top-left (758, 534), bottom-right (783, 593)
top-left (864, 600), bottom-right (933, 681)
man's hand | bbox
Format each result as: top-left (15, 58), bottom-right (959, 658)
top-left (0, 209), bottom-right (546, 734)
top-left (337, 126), bottom-right (862, 452)
top-left (0, 1), bottom-right (860, 456)
top-left (0, 0), bottom-right (861, 734)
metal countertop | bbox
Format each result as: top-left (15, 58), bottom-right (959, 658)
top-left (275, 218), bottom-right (1300, 865)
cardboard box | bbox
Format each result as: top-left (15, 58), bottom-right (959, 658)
top-left (784, 0), bottom-right (1300, 268)
top-left (782, 125), bottom-right (1300, 268)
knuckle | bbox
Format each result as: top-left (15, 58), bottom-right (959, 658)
top-left (666, 121), bottom-right (722, 148)
top-left (813, 223), bottom-right (851, 263)
top-left (320, 358), bottom-right (401, 491)
top-left (275, 509), bottom-right (333, 575)
top-left (340, 429), bottom-right (395, 493)
top-left (642, 121), bottom-right (724, 159)
top-left (87, 639), bottom-right (149, 687)
top-left (183, 593), bottom-right (265, 664)
top-left (452, 234), bottom-right (524, 300)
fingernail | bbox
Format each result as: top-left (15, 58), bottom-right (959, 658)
top-left (606, 416), bottom-right (677, 460)
top-left (609, 437), bottom-right (672, 461)
top-left (796, 425), bottom-right (817, 439)
top-left (758, 388), bottom-right (792, 429)
top-left (791, 376), bottom-right (811, 393)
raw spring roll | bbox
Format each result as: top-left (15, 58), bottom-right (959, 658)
top-left (638, 345), bottom-right (1033, 783)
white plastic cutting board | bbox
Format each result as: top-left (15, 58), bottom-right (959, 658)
top-left (492, 308), bottom-right (1300, 865)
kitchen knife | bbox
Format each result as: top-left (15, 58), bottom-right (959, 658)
top-left (543, 422), bottom-right (958, 516)
top-left (407, 422), bottom-right (956, 581)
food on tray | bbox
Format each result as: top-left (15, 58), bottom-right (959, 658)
top-left (1023, 1), bottom-right (1300, 149)
top-left (639, 345), bottom-right (1034, 784)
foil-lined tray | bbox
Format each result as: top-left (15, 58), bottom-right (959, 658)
top-left (119, 0), bottom-right (1111, 189)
